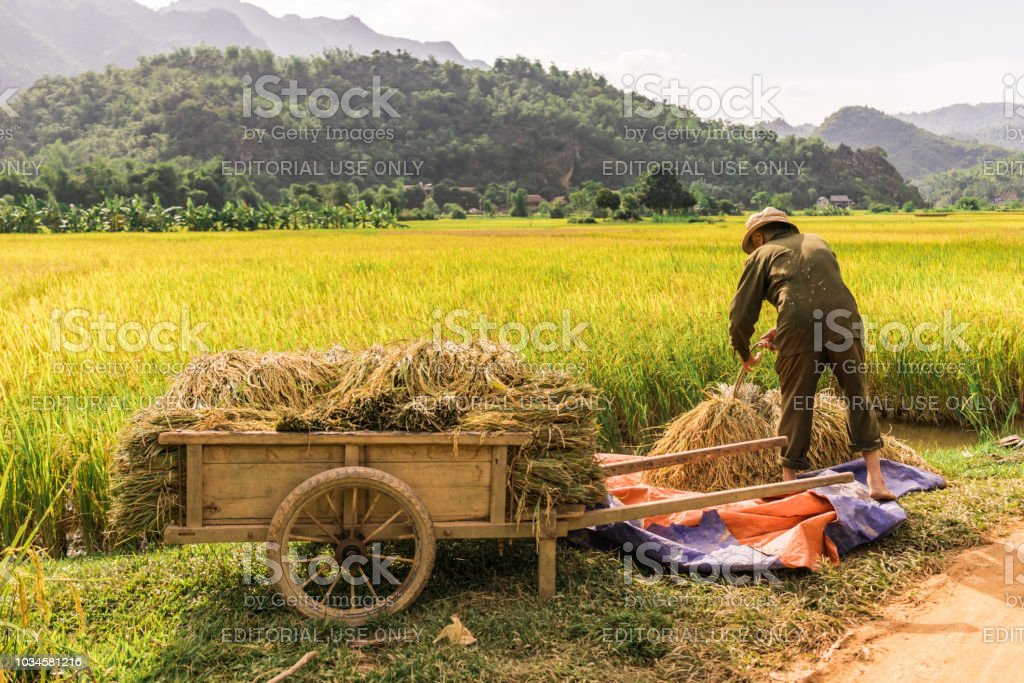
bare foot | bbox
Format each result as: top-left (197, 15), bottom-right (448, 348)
top-left (862, 450), bottom-right (896, 501)
top-left (869, 486), bottom-right (897, 502)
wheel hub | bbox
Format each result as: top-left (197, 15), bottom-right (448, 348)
top-left (334, 536), bottom-right (367, 565)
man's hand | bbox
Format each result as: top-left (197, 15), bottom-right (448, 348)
top-left (741, 351), bottom-right (762, 372)
top-left (759, 327), bottom-right (778, 351)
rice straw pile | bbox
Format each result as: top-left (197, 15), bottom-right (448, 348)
top-left (108, 340), bottom-right (605, 544)
top-left (644, 382), bottom-right (929, 492)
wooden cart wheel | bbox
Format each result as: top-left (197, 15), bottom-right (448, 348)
top-left (266, 467), bottom-right (436, 624)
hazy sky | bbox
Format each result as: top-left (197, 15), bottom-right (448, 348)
top-left (141, 0), bottom-right (1021, 123)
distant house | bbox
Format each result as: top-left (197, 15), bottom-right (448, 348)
top-left (996, 192), bottom-right (1020, 204)
top-left (816, 196), bottom-right (830, 209)
top-left (526, 194), bottom-right (546, 210)
top-left (828, 194), bottom-right (853, 209)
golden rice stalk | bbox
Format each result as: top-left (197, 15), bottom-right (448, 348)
top-left (643, 390), bottom-right (777, 492)
top-left (164, 349), bottom-right (347, 411)
top-left (26, 548), bottom-right (49, 623)
top-left (644, 384), bottom-right (931, 491)
top-left (107, 406), bottom-right (281, 545)
top-left (69, 582), bottom-right (86, 635)
top-left (15, 574), bottom-right (28, 627)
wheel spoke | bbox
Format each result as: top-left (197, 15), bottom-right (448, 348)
top-left (320, 569), bottom-right (345, 605)
top-left (288, 534), bottom-right (331, 543)
top-left (369, 553), bottom-right (415, 564)
top-left (301, 571), bottom-right (322, 590)
top-left (360, 492), bottom-right (381, 527)
top-left (323, 491), bottom-right (344, 533)
top-left (348, 488), bottom-right (358, 538)
top-left (283, 551), bottom-right (327, 565)
top-left (358, 565), bottom-right (379, 599)
top-left (298, 498), bottom-right (339, 541)
top-left (364, 509), bottom-right (406, 543)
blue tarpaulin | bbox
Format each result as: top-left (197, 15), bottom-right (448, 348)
top-left (570, 458), bottom-right (946, 572)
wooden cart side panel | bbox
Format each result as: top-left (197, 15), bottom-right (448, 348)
top-left (199, 443), bottom-right (494, 525)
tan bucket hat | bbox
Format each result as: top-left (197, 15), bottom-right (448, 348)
top-left (742, 207), bottom-right (799, 254)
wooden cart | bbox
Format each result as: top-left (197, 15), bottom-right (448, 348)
top-left (159, 430), bottom-right (852, 624)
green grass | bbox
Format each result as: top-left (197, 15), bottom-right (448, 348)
top-left (923, 441), bottom-right (1024, 479)
top-left (6, 446), bottom-right (1024, 682)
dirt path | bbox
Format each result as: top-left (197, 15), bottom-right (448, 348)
top-left (787, 526), bottom-right (1024, 682)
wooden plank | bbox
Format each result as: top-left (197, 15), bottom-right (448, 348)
top-left (186, 444), bottom-right (203, 529)
top-left (538, 538), bottom-right (557, 599)
top-left (537, 510), bottom-right (558, 599)
top-left (489, 446), bottom-right (507, 524)
top-left (165, 525), bottom-right (265, 544)
top-left (343, 445), bottom-right (360, 540)
top-left (428, 519), bottom-right (572, 540)
top-left (202, 445), bottom-right (344, 465)
top-left (164, 518), bottom-right (576, 544)
top-left (599, 437), bottom-right (789, 477)
top-left (203, 491), bottom-right (491, 524)
top-left (344, 444), bottom-right (361, 467)
top-left (159, 431), bottom-right (532, 446)
top-left (373, 462), bottom-right (489, 488)
top-left (363, 443), bottom-right (490, 464)
top-left (575, 472), bottom-right (855, 528)
top-left (201, 457), bottom-right (492, 524)
top-left (201, 443), bottom-right (490, 466)
top-left (201, 461), bottom-right (330, 522)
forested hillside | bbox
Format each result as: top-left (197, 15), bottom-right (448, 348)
top-left (1, 48), bottom-right (922, 209)
top-left (814, 106), bottom-right (1007, 180)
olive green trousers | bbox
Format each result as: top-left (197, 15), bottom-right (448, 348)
top-left (774, 341), bottom-right (883, 470)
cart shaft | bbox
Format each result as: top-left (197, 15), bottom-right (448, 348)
top-left (575, 471), bottom-right (855, 528)
top-left (598, 436), bottom-right (789, 477)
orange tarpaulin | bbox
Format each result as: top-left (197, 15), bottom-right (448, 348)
top-left (598, 453), bottom-right (841, 568)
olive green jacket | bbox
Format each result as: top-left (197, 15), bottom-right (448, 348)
top-left (728, 232), bottom-right (862, 360)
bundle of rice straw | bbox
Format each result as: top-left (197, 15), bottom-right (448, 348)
top-left (643, 382), bottom-right (779, 492)
top-left (108, 340), bottom-right (605, 545)
top-left (644, 383), bottom-right (930, 492)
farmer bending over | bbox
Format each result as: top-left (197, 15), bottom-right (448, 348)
top-left (728, 207), bottom-right (895, 501)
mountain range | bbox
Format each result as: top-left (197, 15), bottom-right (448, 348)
top-left (897, 103), bottom-right (1024, 151)
top-left (0, 0), bottom-right (485, 89)
top-left (813, 106), bottom-right (1010, 180)
top-left (162, 0), bottom-right (487, 69)
top-left (766, 105), bottom-right (1024, 203)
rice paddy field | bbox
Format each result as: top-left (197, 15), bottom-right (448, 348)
top-left (2, 212), bottom-right (1024, 681)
